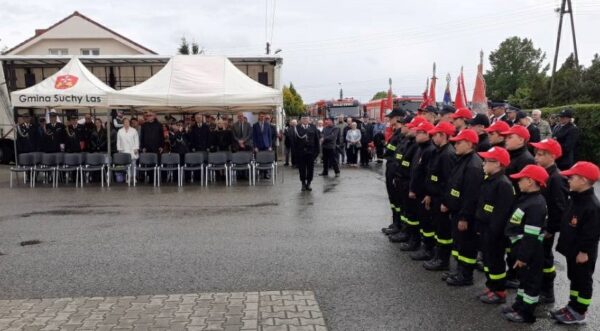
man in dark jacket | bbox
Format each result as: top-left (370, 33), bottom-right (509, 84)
top-left (189, 113), bottom-right (210, 152)
top-left (469, 113), bottom-right (491, 152)
top-left (140, 112), bottom-right (164, 154)
top-left (252, 112), bottom-right (272, 152)
top-left (44, 112), bottom-right (66, 152)
top-left (531, 139), bottom-right (568, 304)
top-left (553, 162), bottom-right (600, 324)
top-left (232, 112), bottom-right (253, 152)
top-left (443, 129), bottom-right (484, 286)
top-left (552, 109), bottom-right (579, 170)
top-left (319, 118), bottom-right (340, 177)
top-left (503, 125), bottom-right (536, 195)
top-left (293, 115), bottom-right (320, 191)
top-left (16, 114), bottom-right (36, 154)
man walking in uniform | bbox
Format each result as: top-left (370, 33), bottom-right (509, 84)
top-left (319, 118), bottom-right (340, 177)
top-left (294, 116), bottom-right (320, 191)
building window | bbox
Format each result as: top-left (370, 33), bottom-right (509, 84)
top-left (81, 48), bottom-right (100, 55)
top-left (258, 72), bottom-right (269, 86)
top-left (49, 48), bottom-right (68, 55)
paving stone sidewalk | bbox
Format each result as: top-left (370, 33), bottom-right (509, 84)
top-left (0, 291), bottom-right (327, 331)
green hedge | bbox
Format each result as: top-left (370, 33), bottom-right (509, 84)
top-left (540, 104), bottom-right (600, 165)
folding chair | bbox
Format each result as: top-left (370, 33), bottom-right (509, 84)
top-left (158, 153), bottom-right (181, 187)
top-left (205, 152), bottom-right (229, 186)
top-left (254, 151), bottom-right (277, 185)
top-left (107, 153), bottom-right (133, 187)
top-left (32, 153), bottom-right (58, 187)
top-left (229, 152), bottom-right (254, 186)
top-left (81, 153), bottom-right (107, 187)
top-left (56, 153), bottom-right (83, 187)
top-left (181, 152), bottom-right (205, 186)
top-left (10, 153), bottom-right (35, 188)
top-left (135, 153), bottom-right (158, 187)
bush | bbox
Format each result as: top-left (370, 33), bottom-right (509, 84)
top-left (540, 104), bottom-right (600, 165)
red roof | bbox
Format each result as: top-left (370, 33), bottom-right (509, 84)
top-left (4, 11), bottom-right (157, 55)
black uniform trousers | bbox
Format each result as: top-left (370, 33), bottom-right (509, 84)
top-left (566, 249), bottom-right (597, 314)
top-left (511, 241), bottom-right (543, 322)
top-left (402, 183), bottom-right (420, 241)
top-left (431, 197), bottom-right (452, 262)
top-left (322, 148), bottom-right (340, 175)
top-left (417, 195), bottom-right (435, 250)
top-left (450, 213), bottom-right (479, 277)
top-left (542, 236), bottom-right (557, 293)
top-left (384, 166), bottom-right (402, 227)
top-left (297, 152), bottom-right (315, 185)
top-left (479, 223), bottom-right (507, 292)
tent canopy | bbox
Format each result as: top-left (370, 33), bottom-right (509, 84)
top-left (10, 57), bottom-right (114, 108)
top-left (108, 55), bottom-right (282, 112)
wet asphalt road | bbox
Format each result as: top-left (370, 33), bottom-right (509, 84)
top-left (0, 164), bottom-right (599, 331)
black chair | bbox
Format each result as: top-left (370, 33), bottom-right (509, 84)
top-left (107, 153), bottom-right (133, 187)
top-left (135, 153), bottom-right (158, 187)
top-left (206, 152), bottom-right (229, 186)
top-left (55, 152), bottom-right (65, 166)
top-left (56, 153), bottom-right (83, 187)
top-left (32, 153), bottom-right (58, 187)
top-left (181, 152), bottom-right (205, 186)
top-left (229, 152), bottom-right (254, 186)
top-left (81, 153), bottom-right (107, 187)
top-left (158, 153), bottom-right (181, 187)
top-left (10, 153), bottom-right (35, 188)
top-left (254, 151), bottom-right (277, 185)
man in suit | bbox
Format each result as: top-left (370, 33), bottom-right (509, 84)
top-left (319, 118), bottom-right (341, 177)
top-left (232, 112), bottom-right (253, 152)
top-left (294, 115), bottom-right (320, 191)
top-left (253, 112), bottom-right (273, 179)
top-left (189, 113), bottom-right (210, 152)
top-left (552, 109), bottom-right (579, 170)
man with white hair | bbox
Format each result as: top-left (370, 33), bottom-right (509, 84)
top-left (531, 109), bottom-right (552, 139)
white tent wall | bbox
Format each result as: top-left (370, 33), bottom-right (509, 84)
top-left (0, 61), bottom-right (14, 137)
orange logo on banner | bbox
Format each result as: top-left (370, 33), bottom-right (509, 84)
top-left (55, 75), bottom-right (79, 89)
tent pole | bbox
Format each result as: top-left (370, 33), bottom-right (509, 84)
top-left (12, 107), bottom-right (18, 166)
top-left (107, 110), bottom-right (111, 156)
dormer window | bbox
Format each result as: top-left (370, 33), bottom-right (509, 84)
top-left (81, 48), bottom-right (100, 55)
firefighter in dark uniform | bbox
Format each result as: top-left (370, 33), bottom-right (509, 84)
top-left (294, 115), bottom-right (320, 191)
top-left (530, 139), bottom-right (568, 304)
top-left (553, 162), bottom-right (600, 324)
top-left (65, 116), bottom-right (85, 153)
top-left (476, 147), bottom-right (515, 304)
top-left (389, 116), bottom-right (424, 245)
top-left (501, 125), bottom-right (536, 288)
top-left (381, 109), bottom-right (407, 235)
top-left (422, 122), bottom-right (457, 271)
top-left (443, 129), bottom-right (484, 286)
top-left (552, 108), bottom-right (579, 170)
top-left (44, 112), bottom-right (66, 152)
top-left (503, 165), bottom-right (548, 323)
top-left (407, 121), bottom-right (437, 258)
top-left (16, 114), bottom-right (36, 154)
top-left (469, 113), bottom-right (491, 152)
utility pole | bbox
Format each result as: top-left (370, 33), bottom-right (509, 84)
top-left (550, 0), bottom-right (579, 97)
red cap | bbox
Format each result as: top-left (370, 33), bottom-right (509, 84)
top-left (485, 121), bottom-right (511, 134)
top-left (530, 138), bottom-right (563, 158)
top-left (428, 122), bottom-right (456, 137)
top-left (501, 124), bottom-right (530, 141)
top-left (411, 121), bottom-right (435, 133)
top-left (478, 146), bottom-right (511, 167)
top-left (449, 129), bottom-right (479, 144)
top-left (406, 116), bottom-right (427, 129)
top-left (510, 164), bottom-right (549, 187)
top-left (451, 107), bottom-right (473, 120)
top-left (560, 161), bottom-right (600, 182)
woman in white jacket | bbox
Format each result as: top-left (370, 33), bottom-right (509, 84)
top-left (117, 117), bottom-right (140, 160)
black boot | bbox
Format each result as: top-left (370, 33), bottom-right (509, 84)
top-left (389, 231), bottom-right (409, 243)
top-left (446, 265), bottom-right (474, 286)
top-left (410, 245), bottom-right (434, 261)
top-left (539, 288), bottom-right (555, 304)
top-left (399, 236), bottom-right (420, 251)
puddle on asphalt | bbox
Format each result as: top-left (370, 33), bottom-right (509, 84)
top-left (18, 210), bottom-right (120, 218)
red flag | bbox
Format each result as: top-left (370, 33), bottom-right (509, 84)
top-left (419, 78), bottom-right (429, 109)
top-left (471, 51), bottom-right (488, 114)
top-left (428, 76), bottom-right (437, 107)
top-left (454, 68), bottom-right (468, 109)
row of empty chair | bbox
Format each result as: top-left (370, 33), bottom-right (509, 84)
top-left (9, 151), bottom-right (277, 188)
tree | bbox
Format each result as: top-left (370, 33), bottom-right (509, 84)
top-left (178, 37), bottom-right (204, 55)
top-left (371, 91), bottom-right (397, 100)
top-left (580, 54), bottom-right (600, 103)
top-left (485, 37), bottom-right (548, 102)
top-left (283, 82), bottom-right (305, 116)
top-left (549, 54), bottom-right (582, 106)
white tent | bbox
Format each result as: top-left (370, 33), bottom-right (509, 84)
top-left (108, 55), bottom-right (282, 112)
top-left (10, 57), bottom-right (114, 108)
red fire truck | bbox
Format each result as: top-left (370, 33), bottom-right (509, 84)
top-left (363, 95), bottom-right (423, 120)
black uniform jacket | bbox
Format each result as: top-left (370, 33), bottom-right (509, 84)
top-left (556, 188), bottom-right (600, 258)
top-left (424, 143), bottom-right (457, 202)
top-left (409, 140), bottom-right (436, 197)
top-left (444, 151), bottom-right (484, 221)
top-left (505, 192), bottom-right (547, 264)
top-left (475, 171), bottom-right (515, 235)
top-left (542, 164), bottom-right (569, 234)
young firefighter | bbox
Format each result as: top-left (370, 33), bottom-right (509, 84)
top-left (475, 147), bottom-right (515, 304)
top-left (422, 122), bottom-right (457, 271)
top-left (390, 116), bottom-right (426, 245)
top-left (503, 165), bottom-right (549, 323)
top-left (442, 129), bottom-right (484, 286)
top-left (552, 162), bottom-right (600, 324)
top-left (485, 120), bottom-right (511, 148)
top-left (530, 138), bottom-right (568, 303)
top-left (408, 120), bottom-right (437, 259)
top-left (381, 110), bottom-right (406, 236)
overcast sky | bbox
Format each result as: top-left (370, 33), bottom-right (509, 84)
top-left (1, 0), bottom-right (599, 103)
